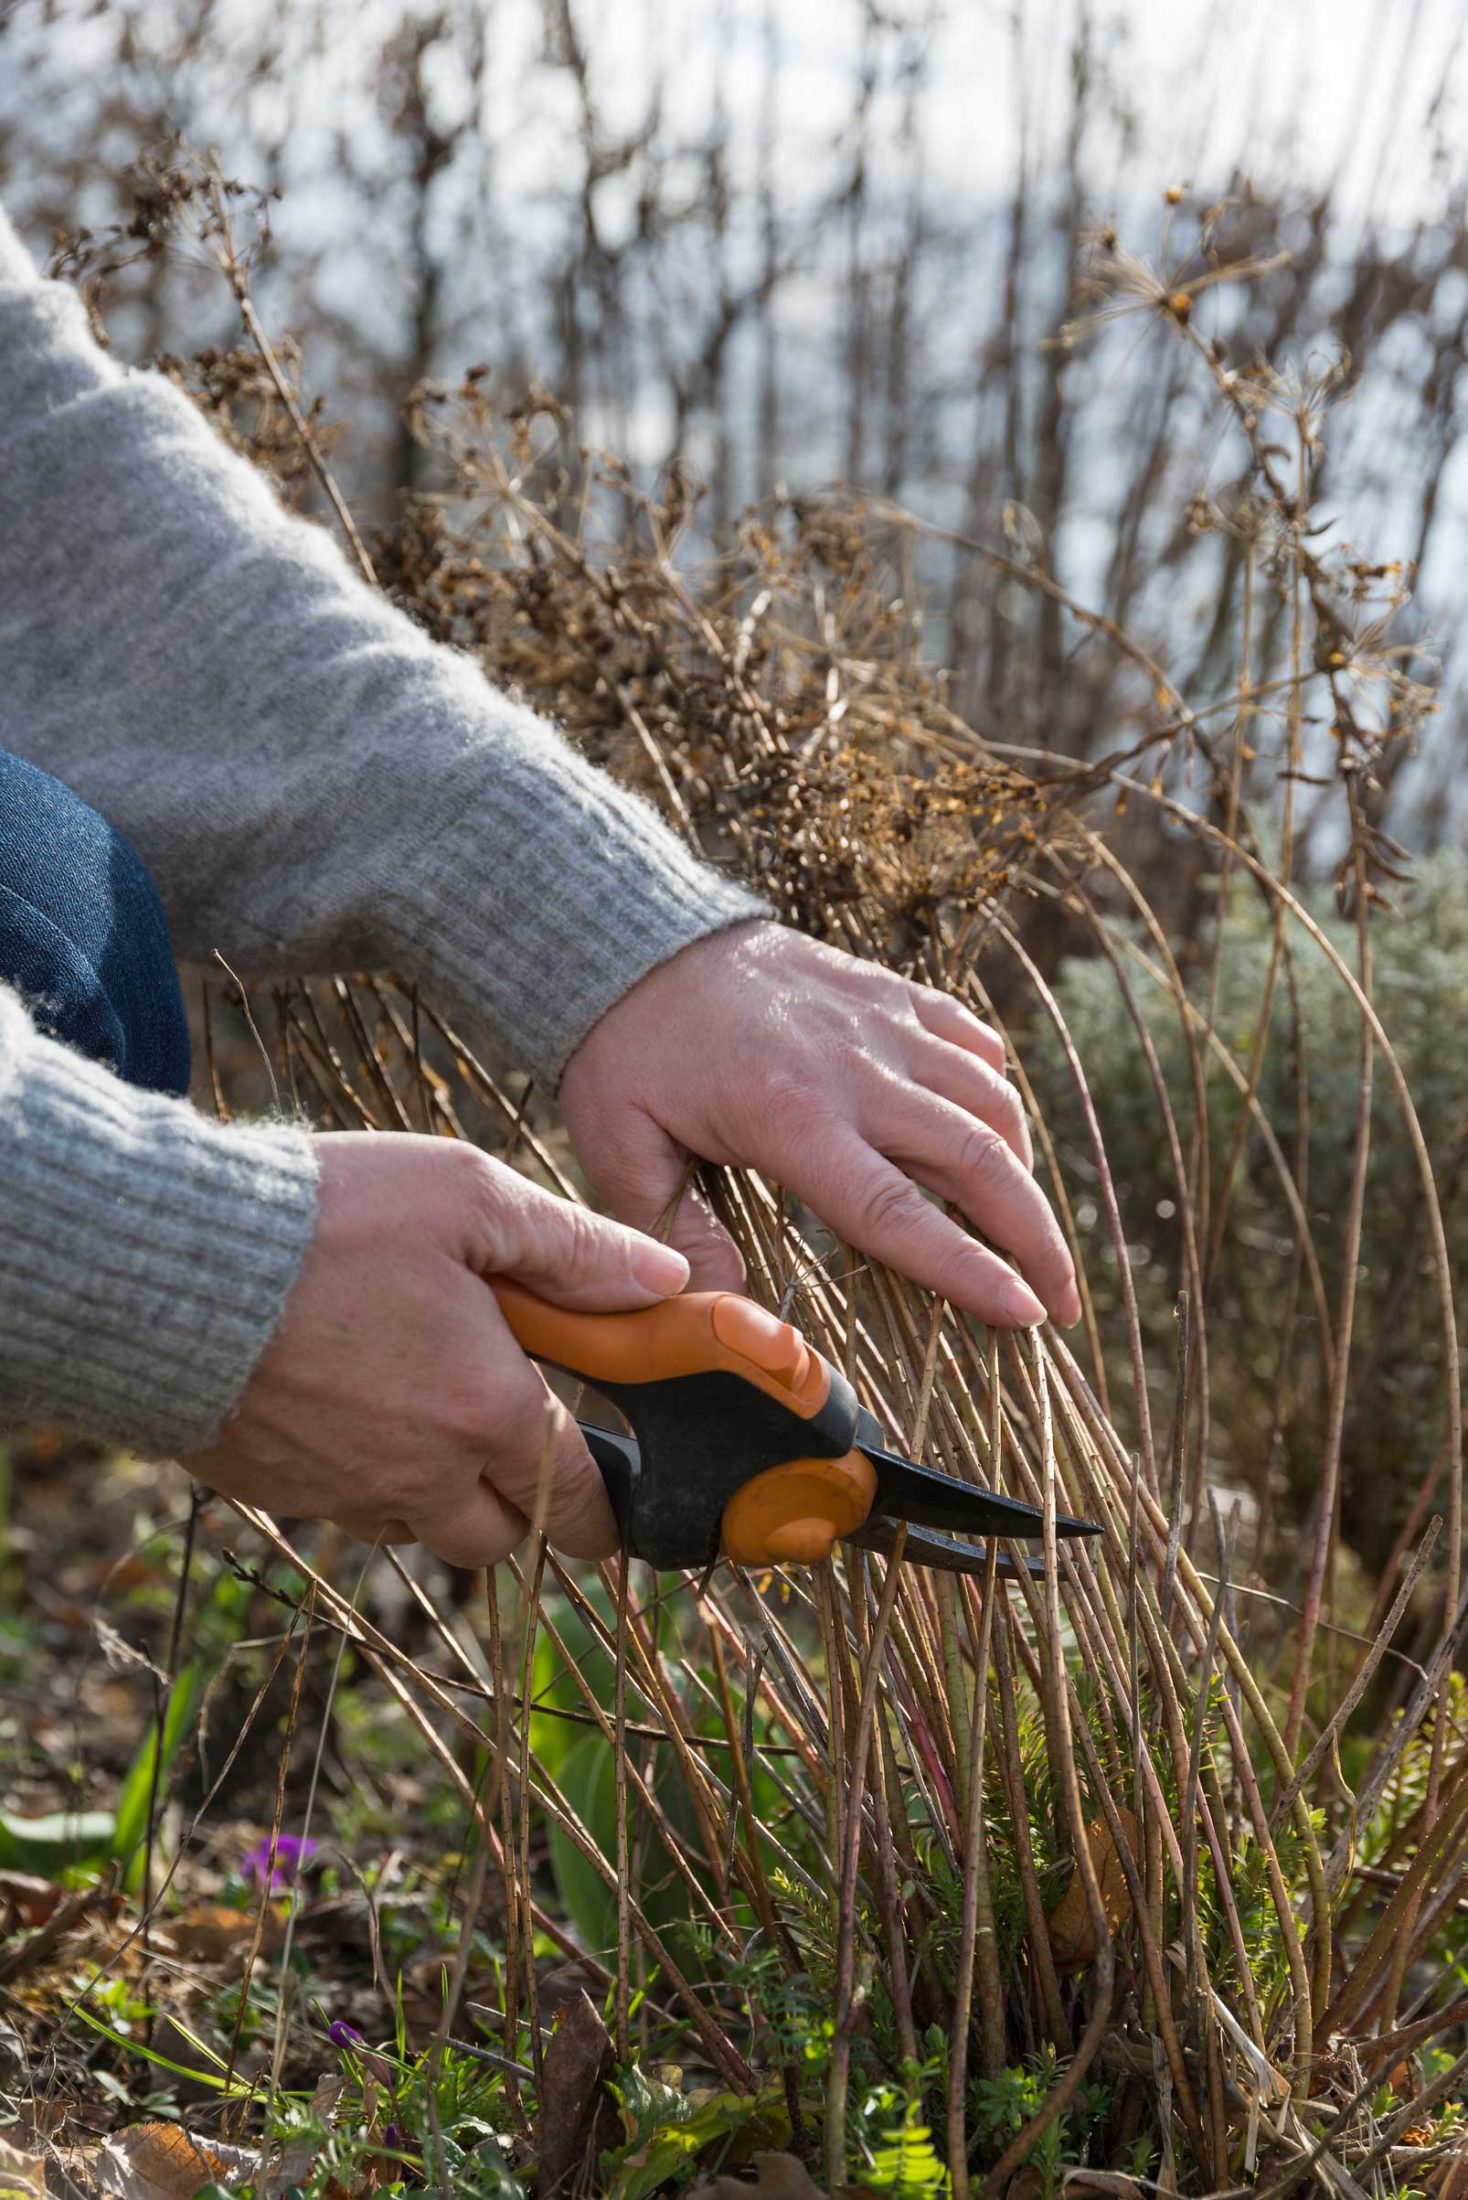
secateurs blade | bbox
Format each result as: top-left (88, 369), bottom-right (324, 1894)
top-left (490, 1280), bottom-right (1100, 1577)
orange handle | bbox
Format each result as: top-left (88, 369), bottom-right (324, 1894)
top-left (489, 1279), bottom-right (832, 1420)
top-left (722, 1451), bottom-right (878, 1566)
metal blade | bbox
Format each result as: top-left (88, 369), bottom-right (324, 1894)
top-left (860, 1435), bottom-right (1101, 1544)
top-left (845, 1516), bottom-right (1049, 1577)
top-left (579, 1421), bottom-right (639, 1543)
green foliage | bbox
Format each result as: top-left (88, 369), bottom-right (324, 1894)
top-left (76, 1967), bottom-right (152, 2035)
top-left (0, 1660), bottom-right (199, 1886)
top-left (600, 2066), bottom-right (789, 2200)
top-left (971, 2050), bottom-right (1109, 2197)
top-left (111, 1660), bottom-right (202, 1890)
top-left (2, 1537), bottom-right (256, 1883)
top-left (713, 1936), bottom-right (835, 2078)
top-left (855, 2100), bottom-right (951, 2195)
top-left (1360, 1673), bottom-right (1467, 1867)
top-left (535, 1589), bottom-right (788, 1974)
top-left (1026, 856), bottom-right (1468, 1554)
top-left (0, 1606), bottom-right (32, 1691)
top-left (1199, 1816), bottom-right (1313, 2015)
top-left (272, 2032), bottom-right (528, 2200)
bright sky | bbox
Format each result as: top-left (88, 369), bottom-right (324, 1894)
top-left (16, 0), bottom-right (1464, 265)
top-left (518, 0), bottom-right (1468, 234)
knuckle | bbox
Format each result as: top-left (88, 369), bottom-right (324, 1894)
top-left (955, 1121), bottom-right (1014, 1190)
top-left (765, 1062), bottom-right (814, 1112)
top-left (558, 1196), bottom-right (621, 1277)
top-left (856, 1170), bottom-right (927, 1243)
top-left (768, 1072), bottom-right (831, 1150)
top-left (436, 1369), bottom-right (507, 1454)
top-left (444, 1138), bottom-right (496, 1192)
top-left (476, 1391), bottom-right (542, 1473)
top-left (448, 1142), bottom-right (512, 1230)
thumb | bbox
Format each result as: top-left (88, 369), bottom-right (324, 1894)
top-left (464, 1154), bottom-right (690, 1309)
top-left (573, 1110), bottom-right (747, 1295)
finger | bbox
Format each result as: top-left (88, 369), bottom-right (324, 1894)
top-left (907, 985), bottom-right (1008, 1075)
top-left (659, 1181), bottom-right (747, 1294)
top-left (907, 1034), bottom-right (1034, 1170)
top-left (575, 1111), bottom-right (746, 1295)
top-left (876, 1087), bottom-right (1079, 1323)
top-left (476, 1343), bottom-right (621, 1559)
top-left (409, 1477), bottom-right (530, 1571)
top-left (457, 1149), bottom-right (690, 1308)
top-left (796, 1129), bottom-right (1049, 1325)
top-left (901, 1034), bottom-right (1032, 1170)
top-left (335, 1515), bottom-right (416, 1547)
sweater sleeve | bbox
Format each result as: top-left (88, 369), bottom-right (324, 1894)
top-left (0, 210), bottom-right (764, 1090)
top-left (0, 986), bottom-right (318, 1457)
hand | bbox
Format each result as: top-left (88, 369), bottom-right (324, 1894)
top-left (184, 1132), bottom-right (689, 1566)
top-left (560, 921), bottom-right (1080, 1328)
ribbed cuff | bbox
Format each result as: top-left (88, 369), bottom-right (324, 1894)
top-left (371, 673), bottom-right (768, 1089)
top-left (0, 989), bottom-right (319, 1458)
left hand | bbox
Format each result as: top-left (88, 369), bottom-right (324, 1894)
top-left (559, 920), bottom-right (1081, 1329)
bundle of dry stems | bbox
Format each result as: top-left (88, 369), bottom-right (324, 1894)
top-left (47, 160), bottom-right (1468, 2198)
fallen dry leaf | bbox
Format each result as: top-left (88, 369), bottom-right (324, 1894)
top-left (1047, 1806), bottom-right (1139, 1971)
top-left (1006, 2170), bottom-right (1047, 2200)
top-left (1387, 2054), bottom-right (1423, 2101)
top-left (0, 1872), bottom-right (63, 1932)
top-left (691, 2149), bottom-right (828, 2199)
top-left (94, 2121), bottom-right (256, 2200)
top-left (0, 2134), bottom-right (47, 2200)
top-left (536, 1990), bottom-right (616, 2197)
top-left (166, 1903), bottom-right (278, 1962)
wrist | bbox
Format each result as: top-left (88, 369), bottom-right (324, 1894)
top-left (368, 674), bottom-right (769, 1088)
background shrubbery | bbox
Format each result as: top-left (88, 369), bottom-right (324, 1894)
top-left (1029, 854), bottom-right (1468, 1573)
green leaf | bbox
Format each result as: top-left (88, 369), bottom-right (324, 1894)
top-left (546, 1701), bottom-right (776, 1976)
top-left (530, 1585), bottom-right (618, 1778)
top-left (112, 1662), bottom-right (203, 1889)
top-left (602, 2075), bottom-right (783, 2200)
top-left (858, 2101), bottom-right (951, 2196)
top-left (547, 1730), bottom-right (621, 1955)
top-left (612, 2063), bottom-right (692, 2150)
top-left (0, 1806), bottom-right (115, 1875)
top-left (72, 2003), bottom-right (256, 2096)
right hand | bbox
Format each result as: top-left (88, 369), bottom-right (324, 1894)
top-left (183, 1132), bottom-right (690, 1568)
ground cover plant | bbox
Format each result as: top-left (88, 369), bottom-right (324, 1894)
top-left (1, 161), bottom-right (1466, 2199)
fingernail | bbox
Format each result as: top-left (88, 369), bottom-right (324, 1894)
top-left (633, 1240), bottom-right (691, 1295)
top-left (1058, 1283), bottom-right (1084, 1327)
top-left (1002, 1278), bottom-right (1047, 1327)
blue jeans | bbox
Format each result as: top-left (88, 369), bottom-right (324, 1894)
top-left (0, 750), bottom-right (191, 1097)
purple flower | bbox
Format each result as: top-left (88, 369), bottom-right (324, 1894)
top-left (328, 2020), bottom-right (366, 2051)
top-left (241, 1832), bottom-right (320, 1892)
top-left (383, 2125), bottom-right (402, 2149)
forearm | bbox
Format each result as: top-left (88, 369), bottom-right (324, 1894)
top-left (0, 987), bottom-right (317, 1458)
top-left (0, 211), bottom-right (763, 1086)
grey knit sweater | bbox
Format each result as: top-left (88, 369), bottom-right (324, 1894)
top-left (0, 207), bottom-right (762, 1461)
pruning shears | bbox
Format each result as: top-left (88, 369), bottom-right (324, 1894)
top-left (491, 1282), bottom-right (1100, 1576)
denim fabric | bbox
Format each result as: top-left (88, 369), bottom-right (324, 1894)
top-left (0, 749), bottom-right (191, 1096)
